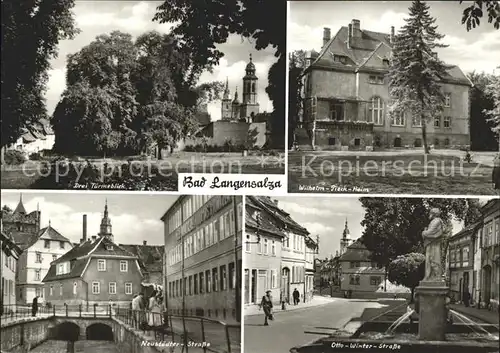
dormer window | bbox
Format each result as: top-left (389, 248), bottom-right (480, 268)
top-left (333, 55), bottom-right (347, 64)
top-left (106, 244), bottom-right (113, 251)
top-left (382, 59), bottom-right (390, 67)
top-left (369, 75), bottom-right (384, 85)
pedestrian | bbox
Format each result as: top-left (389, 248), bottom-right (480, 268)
top-left (31, 296), bottom-right (39, 317)
top-left (293, 288), bottom-right (300, 305)
top-left (463, 290), bottom-right (471, 308)
top-left (148, 290), bottom-right (162, 328)
top-left (131, 293), bottom-right (145, 328)
top-left (260, 290), bottom-right (273, 326)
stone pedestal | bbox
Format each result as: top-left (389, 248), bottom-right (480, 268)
top-left (416, 280), bottom-right (449, 341)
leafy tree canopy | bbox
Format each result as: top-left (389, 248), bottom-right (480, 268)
top-left (1, 0), bottom-right (79, 148)
top-left (388, 252), bottom-right (425, 302)
top-left (461, 0), bottom-right (500, 31)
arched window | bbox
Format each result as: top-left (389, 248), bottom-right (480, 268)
top-left (252, 83), bottom-right (256, 92)
top-left (369, 97), bottom-right (384, 125)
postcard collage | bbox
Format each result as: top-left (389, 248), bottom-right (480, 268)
top-left (1, 1), bottom-right (499, 353)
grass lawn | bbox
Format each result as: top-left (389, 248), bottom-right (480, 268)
top-left (1, 152), bottom-right (285, 190)
top-left (288, 152), bottom-right (497, 195)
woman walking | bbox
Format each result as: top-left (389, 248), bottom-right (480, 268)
top-left (260, 290), bottom-right (273, 326)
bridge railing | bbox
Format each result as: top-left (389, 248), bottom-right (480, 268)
top-left (114, 307), bottom-right (241, 353)
top-left (1, 304), bottom-right (53, 322)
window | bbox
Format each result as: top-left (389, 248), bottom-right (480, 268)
top-left (52, 255), bottom-right (57, 261)
top-left (44, 240), bottom-right (50, 249)
top-left (200, 272), bottom-right (205, 294)
top-left (333, 55), bottom-right (347, 64)
top-left (109, 282), bottom-right (116, 294)
top-left (220, 265), bottom-right (227, 291)
top-left (92, 282), bottom-right (100, 294)
top-left (120, 260), bottom-right (128, 272)
top-left (391, 111), bottom-right (406, 126)
top-left (59, 241), bottom-right (65, 249)
top-left (36, 252), bottom-right (42, 263)
top-left (60, 284), bottom-right (63, 296)
top-left (50, 286), bottom-right (53, 296)
top-left (36, 287), bottom-right (41, 297)
top-left (444, 138), bottom-right (450, 146)
top-left (370, 276), bottom-right (382, 286)
top-left (35, 269), bottom-right (41, 281)
top-left (194, 274), bottom-right (198, 295)
top-left (354, 138), bottom-right (361, 146)
top-left (263, 239), bottom-right (268, 254)
top-left (125, 282), bottom-right (132, 295)
top-left (369, 97), bottom-right (384, 125)
top-left (329, 102), bottom-right (344, 121)
top-left (444, 116), bottom-right (451, 128)
top-left (271, 270), bottom-right (277, 288)
top-left (206, 270), bottom-right (211, 293)
top-left (434, 116), bottom-right (441, 128)
top-left (97, 259), bottom-right (106, 271)
top-left (237, 203), bottom-right (242, 231)
top-left (369, 75), bottom-right (384, 84)
top-left (271, 241), bottom-right (276, 256)
top-left (444, 93), bottom-right (451, 107)
top-left (413, 115), bottom-right (422, 127)
top-left (188, 276), bottom-right (192, 295)
top-left (328, 137), bottom-right (336, 145)
top-left (229, 262), bottom-right (235, 289)
top-left (106, 244), bottom-right (113, 251)
top-left (212, 268), bottom-right (218, 292)
top-left (462, 247), bottom-right (469, 262)
top-left (257, 238), bottom-right (262, 254)
top-left (73, 282), bottom-right (77, 295)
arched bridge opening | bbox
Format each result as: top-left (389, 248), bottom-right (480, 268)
top-left (51, 322), bottom-right (81, 341)
top-left (86, 323), bottom-right (114, 341)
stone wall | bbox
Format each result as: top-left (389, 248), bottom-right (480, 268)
top-left (1, 317), bottom-right (52, 352)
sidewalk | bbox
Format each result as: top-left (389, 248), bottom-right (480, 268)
top-left (450, 304), bottom-right (500, 326)
top-left (244, 295), bottom-right (337, 317)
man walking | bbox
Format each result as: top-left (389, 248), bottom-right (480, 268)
top-left (292, 288), bottom-right (300, 305)
top-left (260, 290), bottom-right (273, 326)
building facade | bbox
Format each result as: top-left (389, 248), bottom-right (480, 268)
top-left (339, 240), bottom-right (385, 293)
top-left (1, 229), bottom-right (22, 312)
top-left (448, 223), bottom-right (479, 302)
top-left (6, 119), bottom-right (55, 156)
top-left (243, 196), bottom-right (317, 308)
top-left (244, 196), bottom-right (285, 306)
top-left (297, 19), bottom-right (471, 150)
top-left (479, 199), bottom-right (500, 311)
top-left (43, 204), bottom-right (143, 307)
top-left (162, 195), bottom-right (242, 323)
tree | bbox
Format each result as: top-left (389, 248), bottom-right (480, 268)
top-left (359, 197), bottom-right (482, 269)
top-left (288, 50), bottom-right (307, 148)
top-left (468, 71), bottom-right (499, 151)
top-left (153, 0), bottom-right (285, 147)
top-left (484, 70), bottom-right (500, 148)
top-left (388, 253), bottom-right (425, 303)
top-left (388, 0), bottom-right (449, 154)
top-left (1, 0), bottom-right (79, 149)
top-left (460, 1), bottom-right (500, 31)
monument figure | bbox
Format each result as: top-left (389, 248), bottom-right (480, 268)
top-left (421, 208), bottom-right (445, 281)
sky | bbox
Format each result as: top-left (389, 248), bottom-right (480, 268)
top-left (1, 191), bottom-right (177, 245)
top-left (289, 1), bottom-right (500, 75)
top-left (45, 1), bottom-right (276, 121)
top-left (273, 196), bottom-right (492, 259)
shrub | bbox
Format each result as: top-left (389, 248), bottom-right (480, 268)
top-left (4, 150), bottom-right (26, 165)
top-left (29, 152), bottom-right (42, 161)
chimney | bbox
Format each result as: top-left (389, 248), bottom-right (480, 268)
top-left (390, 26), bottom-right (395, 43)
top-left (273, 199), bottom-right (279, 207)
top-left (143, 240), bottom-right (147, 246)
top-left (347, 24), bottom-right (353, 49)
top-left (323, 27), bottom-right (331, 48)
top-left (82, 214), bottom-right (87, 242)
top-left (351, 19), bottom-right (361, 38)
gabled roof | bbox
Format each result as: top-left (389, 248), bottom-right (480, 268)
top-left (339, 239), bottom-right (372, 262)
top-left (308, 21), bottom-right (470, 85)
top-left (9, 231), bottom-right (37, 250)
top-left (246, 196), bottom-right (286, 238)
top-left (253, 196), bottom-right (310, 236)
top-left (43, 236), bottom-right (140, 282)
top-left (37, 225), bottom-right (71, 243)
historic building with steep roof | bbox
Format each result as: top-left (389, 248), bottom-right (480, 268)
top-left (7, 118), bottom-right (55, 156)
top-left (42, 202), bottom-right (143, 307)
top-left (296, 19), bottom-right (472, 150)
top-left (1, 195), bottom-right (73, 304)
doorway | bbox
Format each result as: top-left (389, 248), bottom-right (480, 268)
top-left (282, 268), bottom-right (290, 303)
top-left (251, 269), bottom-right (257, 304)
top-left (394, 137), bottom-right (402, 148)
top-left (483, 265), bottom-right (492, 305)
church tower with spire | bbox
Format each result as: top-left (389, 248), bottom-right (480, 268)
top-left (98, 200), bottom-right (113, 242)
top-left (240, 53), bottom-right (260, 120)
top-left (339, 219), bottom-right (353, 256)
top-left (221, 77), bottom-right (232, 121)
top-left (231, 87), bottom-right (241, 120)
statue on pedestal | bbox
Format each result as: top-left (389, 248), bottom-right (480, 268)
top-left (422, 208), bottom-right (446, 281)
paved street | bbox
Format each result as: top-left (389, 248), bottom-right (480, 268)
top-left (244, 298), bottom-right (388, 353)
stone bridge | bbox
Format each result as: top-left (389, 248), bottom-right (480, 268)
top-left (50, 317), bottom-right (115, 341)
